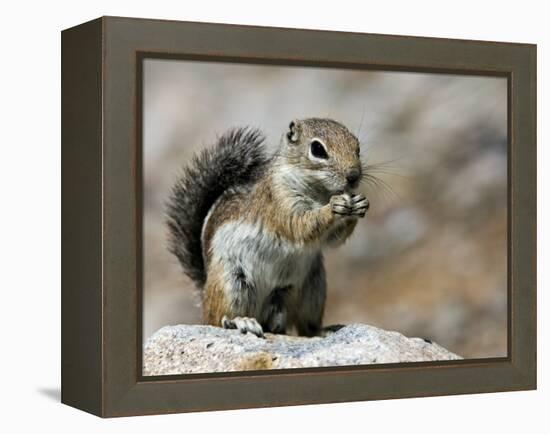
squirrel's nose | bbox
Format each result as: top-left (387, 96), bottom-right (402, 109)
top-left (346, 168), bottom-right (361, 185)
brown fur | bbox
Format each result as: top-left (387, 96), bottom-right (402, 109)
top-left (201, 188), bottom-right (248, 262)
top-left (249, 178), bottom-right (336, 244)
top-left (202, 261), bottom-right (230, 325)
top-left (199, 118), bottom-right (365, 334)
top-left (326, 218), bottom-right (358, 246)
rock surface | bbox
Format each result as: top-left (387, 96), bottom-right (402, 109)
top-left (143, 324), bottom-right (461, 375)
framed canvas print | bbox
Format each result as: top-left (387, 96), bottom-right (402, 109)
top-left (61, 16), bottom-right (536, 417)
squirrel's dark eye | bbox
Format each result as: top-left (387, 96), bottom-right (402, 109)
top-left (310, 140), bottom-right (329, 159)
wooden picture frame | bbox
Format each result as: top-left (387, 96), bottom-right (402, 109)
top-left (61, 16), bottom-right (536, 417)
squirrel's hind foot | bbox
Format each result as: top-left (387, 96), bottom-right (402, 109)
top-left (321, 324), bottom-right (346, 336)
top-left (221, 315), bottom-right (264, 338)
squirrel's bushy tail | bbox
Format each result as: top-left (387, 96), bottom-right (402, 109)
top-left (166, 127), bottom-right (269, 288)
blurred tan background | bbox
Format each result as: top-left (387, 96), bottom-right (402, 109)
top-left (142, 59), bottom-right (507, 359)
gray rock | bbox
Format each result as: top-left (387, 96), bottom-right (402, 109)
top-left (143, 323), bottom-right (461, 375)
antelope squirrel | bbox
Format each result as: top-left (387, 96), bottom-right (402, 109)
top-left (167, 118), bottom-right (369, 337)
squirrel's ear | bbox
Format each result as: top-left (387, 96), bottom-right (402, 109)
top-left (287, 120), bottom-right (301, 144)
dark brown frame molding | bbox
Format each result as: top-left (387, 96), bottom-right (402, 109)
top-left (61, 16), bottom-right (536, 417)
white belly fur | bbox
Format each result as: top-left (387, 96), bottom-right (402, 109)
top-left (209, 220), bottom-right (318, 315)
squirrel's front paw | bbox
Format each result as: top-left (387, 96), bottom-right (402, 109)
top-left (330, 193), bottom-right (369, 218)
top-left (330, 193), bottom-right (353, 217)
top-left (350, 193), bottom-right (369, 218)
top-left (221, 315), bottom-right (264, 338)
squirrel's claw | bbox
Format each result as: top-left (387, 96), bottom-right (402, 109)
top-left (330, 194), bottom-right (352, 216)
top-left (330, 193), bottom-right (369, 218)
top-left (350, 194), bottom-right (369, 217)
top-left (221, 315), bottom-right (265, 338)
top-left (321, 324), bottom-right (346, 336)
